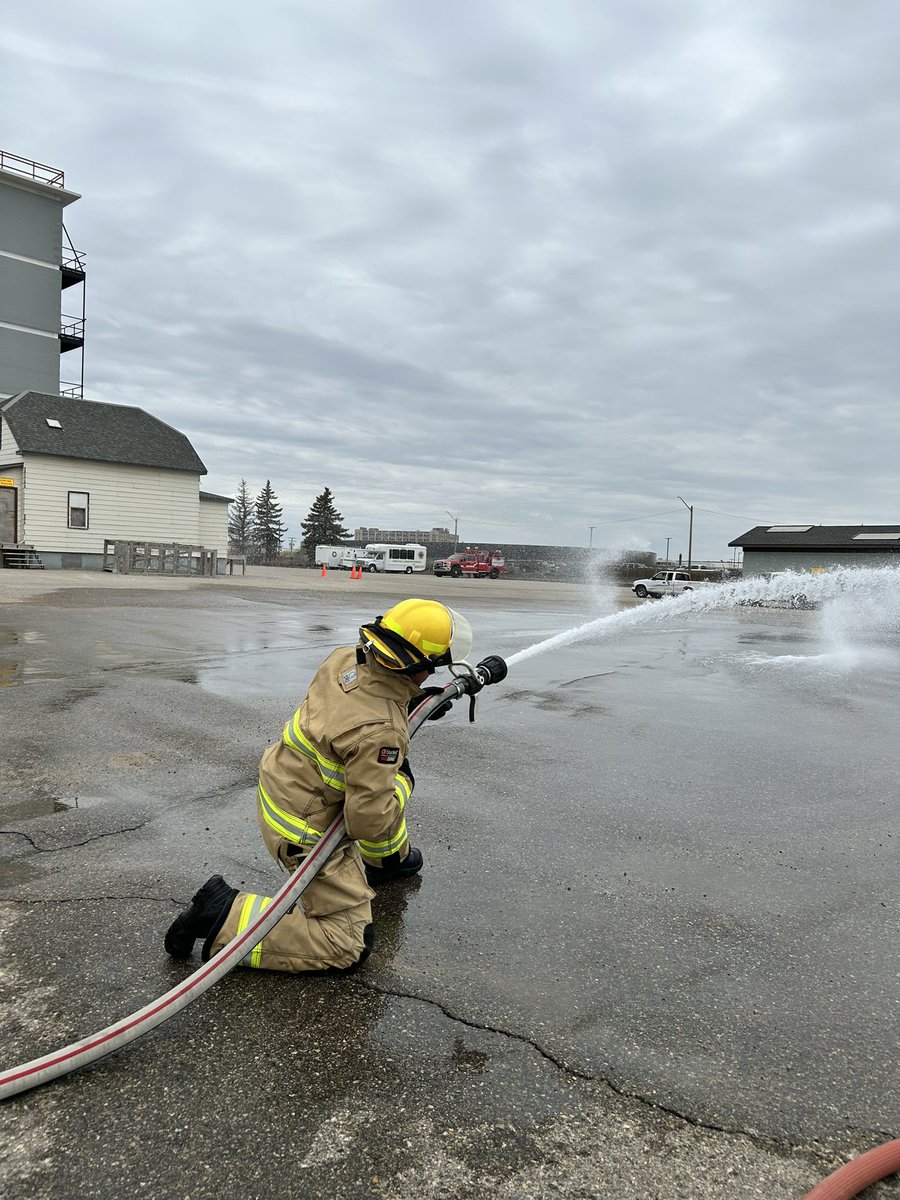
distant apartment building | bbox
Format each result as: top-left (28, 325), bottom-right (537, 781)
top-left (354, 526), bottom-right (457, 545)
top-left (0, 150), bottom-right (85, 400)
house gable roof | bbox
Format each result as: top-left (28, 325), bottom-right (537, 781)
top-left (0, 392), bottom-right (207, 474)
top-left (730, 525), bottom-right (900, 549)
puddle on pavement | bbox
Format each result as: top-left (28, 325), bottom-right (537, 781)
top-left (738, 630), bottom-right (815, 646)
top-left (144, 665), bottom-right (199, 684)
top-left (1, 795), bottom-right (104, 819)
top-left (44, 684), bottom-right (103, 711)
top-left (0, 612), bottom-right (340, 691)
top-left (0, 857), bottom-right (44, 887)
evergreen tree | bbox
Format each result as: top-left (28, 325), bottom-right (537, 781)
top-left (300, 487), bottom-right (350, 558)
top-left (252, 480), bottom-right (288, 565)
top-left (227, 478), bottom-right (254, 556)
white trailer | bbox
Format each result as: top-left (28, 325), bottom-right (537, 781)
top-left (314, 544), bottom-right (359, 570)
top-left (361, 543), bottom-right (427, 574)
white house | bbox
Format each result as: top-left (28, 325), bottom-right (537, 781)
top-left (0, 390), bottom-right (230, 570)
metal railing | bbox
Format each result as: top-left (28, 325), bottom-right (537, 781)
top-left (59, 382), bottom-right (84, 398)
top-left (60, 316), bottom-right (85, 340)
top-left (61, 224), bottom-right (85, 273)
top-left (0, 151), bottom-right (64, 187)
top-left (61, 249), bottom-right (86, 272)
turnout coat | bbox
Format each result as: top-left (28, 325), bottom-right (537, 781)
top-left (207, 645), bottom-right (420, 972)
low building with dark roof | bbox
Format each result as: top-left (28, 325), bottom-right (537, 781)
top-left (729, 525), bottom-right (900, 576)
top-left (0, 391), bottom-right (229, 569)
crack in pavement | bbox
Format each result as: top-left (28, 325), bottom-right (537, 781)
top-left (350, 978), bottom-right (895, 1158)
top-left (0, 893), bottom-right (892, 1168)
top-left (0, 822), bottom-right (148, 851)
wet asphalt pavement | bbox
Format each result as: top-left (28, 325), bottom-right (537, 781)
top-left (0, 571), bottom-right (897, 1200)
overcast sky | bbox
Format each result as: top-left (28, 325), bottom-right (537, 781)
top-left (3, 1), bottom-right (899, 559)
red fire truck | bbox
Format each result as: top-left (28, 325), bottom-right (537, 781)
top-left (432, 549), bottom-right (505, 579)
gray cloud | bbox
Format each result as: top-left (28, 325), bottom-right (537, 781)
top-left (2, 0), bottom-right (899, 555)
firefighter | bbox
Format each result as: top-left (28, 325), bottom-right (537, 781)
top-left (164, 598), bottom-right (472, 973)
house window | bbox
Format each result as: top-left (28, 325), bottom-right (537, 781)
top-left (68, 491), bottom-right (89, 529)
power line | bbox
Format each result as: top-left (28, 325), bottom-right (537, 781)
top-left (582, 508), bottom-right (684, 526)
top-left (695, 507), bottom-right (779, 523)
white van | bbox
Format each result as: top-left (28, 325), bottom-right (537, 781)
top-left (361, 543), bottom-right (427, 574)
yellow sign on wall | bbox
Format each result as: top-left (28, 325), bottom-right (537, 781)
top-left (0, 478), bottom-right (15, 487)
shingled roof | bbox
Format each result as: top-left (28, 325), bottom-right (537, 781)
top-left (0, 392), bottom-right (207, 474)
top-left (730, 525), bottom-right (900, 549)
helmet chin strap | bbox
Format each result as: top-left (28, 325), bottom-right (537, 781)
top-left (358, 623), bottom-right (434, 675)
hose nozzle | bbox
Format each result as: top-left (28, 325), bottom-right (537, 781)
top-left (474, 654), bottom-right (508, 687)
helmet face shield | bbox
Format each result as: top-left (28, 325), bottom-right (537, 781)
top-left (445, 607), bottom-right (473, 665)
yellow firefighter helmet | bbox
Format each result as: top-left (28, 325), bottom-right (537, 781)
top-left (360, 599), bottom-right (473, 674)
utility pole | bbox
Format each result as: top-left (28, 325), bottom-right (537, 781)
top-left (665, 537), bottom-right (670, 564)
top-left (445, 511), bottom-right (459, 543)
top-left (589, 525), bottom-right (595, 548)
top-left (677, 497), bottom-right (693, 570)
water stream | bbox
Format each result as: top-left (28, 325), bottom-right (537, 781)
top-left (506, 566), bottom-right (900, 667)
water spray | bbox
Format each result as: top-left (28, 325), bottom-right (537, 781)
top-left (506, 566), bottom-right (900, 668)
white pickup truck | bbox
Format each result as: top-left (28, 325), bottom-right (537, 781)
top-left (632, 570), bottom-right (710, 599)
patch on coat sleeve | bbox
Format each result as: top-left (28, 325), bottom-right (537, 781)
top-left (340, 668), bottom-right (359, 690)
top-left (377, 746), bottom-right (400, 764)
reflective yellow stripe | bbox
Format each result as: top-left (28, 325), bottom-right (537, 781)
top-left (236, 894), bottom-right (255, 935)
top-left (251, 897), bottom-right (271, 968)
top-left (393, 772), bottom-right (412, 811)
top-left (358, 816), bottom-right (408, 859)
top-left (282, 714), bottom-right (346, 792)
top-left (236, 894), bottom-right (257, 968)
top-left (258, 782), bottom-right (322, 846)
top-left (235, 893), bottom-right (272, 968)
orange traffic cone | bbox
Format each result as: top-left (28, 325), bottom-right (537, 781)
top-left (352, 564), bottom-right (360, 579)
top-left (321, 563), bottom-right (327, 577)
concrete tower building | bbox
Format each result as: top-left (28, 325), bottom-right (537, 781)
top-left (0, 151), bottom-right (85, 400)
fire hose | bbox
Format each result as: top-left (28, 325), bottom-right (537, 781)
top-left (800, 1138), bottom-right (900, 1200)
top-left (0, 654), bottom-right (508, 1102)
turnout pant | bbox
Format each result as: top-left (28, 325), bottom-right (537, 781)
top-left (205, 841), bottom-right (374, 973)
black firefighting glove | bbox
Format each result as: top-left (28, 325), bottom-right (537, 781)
top-left (408, 687), bottom-right (453, 721)
top-left (399, 757), bottom-right (415, 790)
top-left (365, 845), bottom-right (423, 885)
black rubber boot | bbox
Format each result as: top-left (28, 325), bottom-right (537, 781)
top-left (365, 846), bottom-right (423, 886)
top-left (356, 921), bottom-right (375, 968)
top-left (164, 875), bottom-right (238, 958)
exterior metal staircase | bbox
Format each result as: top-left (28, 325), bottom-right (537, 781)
top-left (1, 544), bottom-right (45, 569)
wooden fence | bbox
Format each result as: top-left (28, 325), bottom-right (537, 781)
top-left (102, 540), bottom-right (217, 576)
